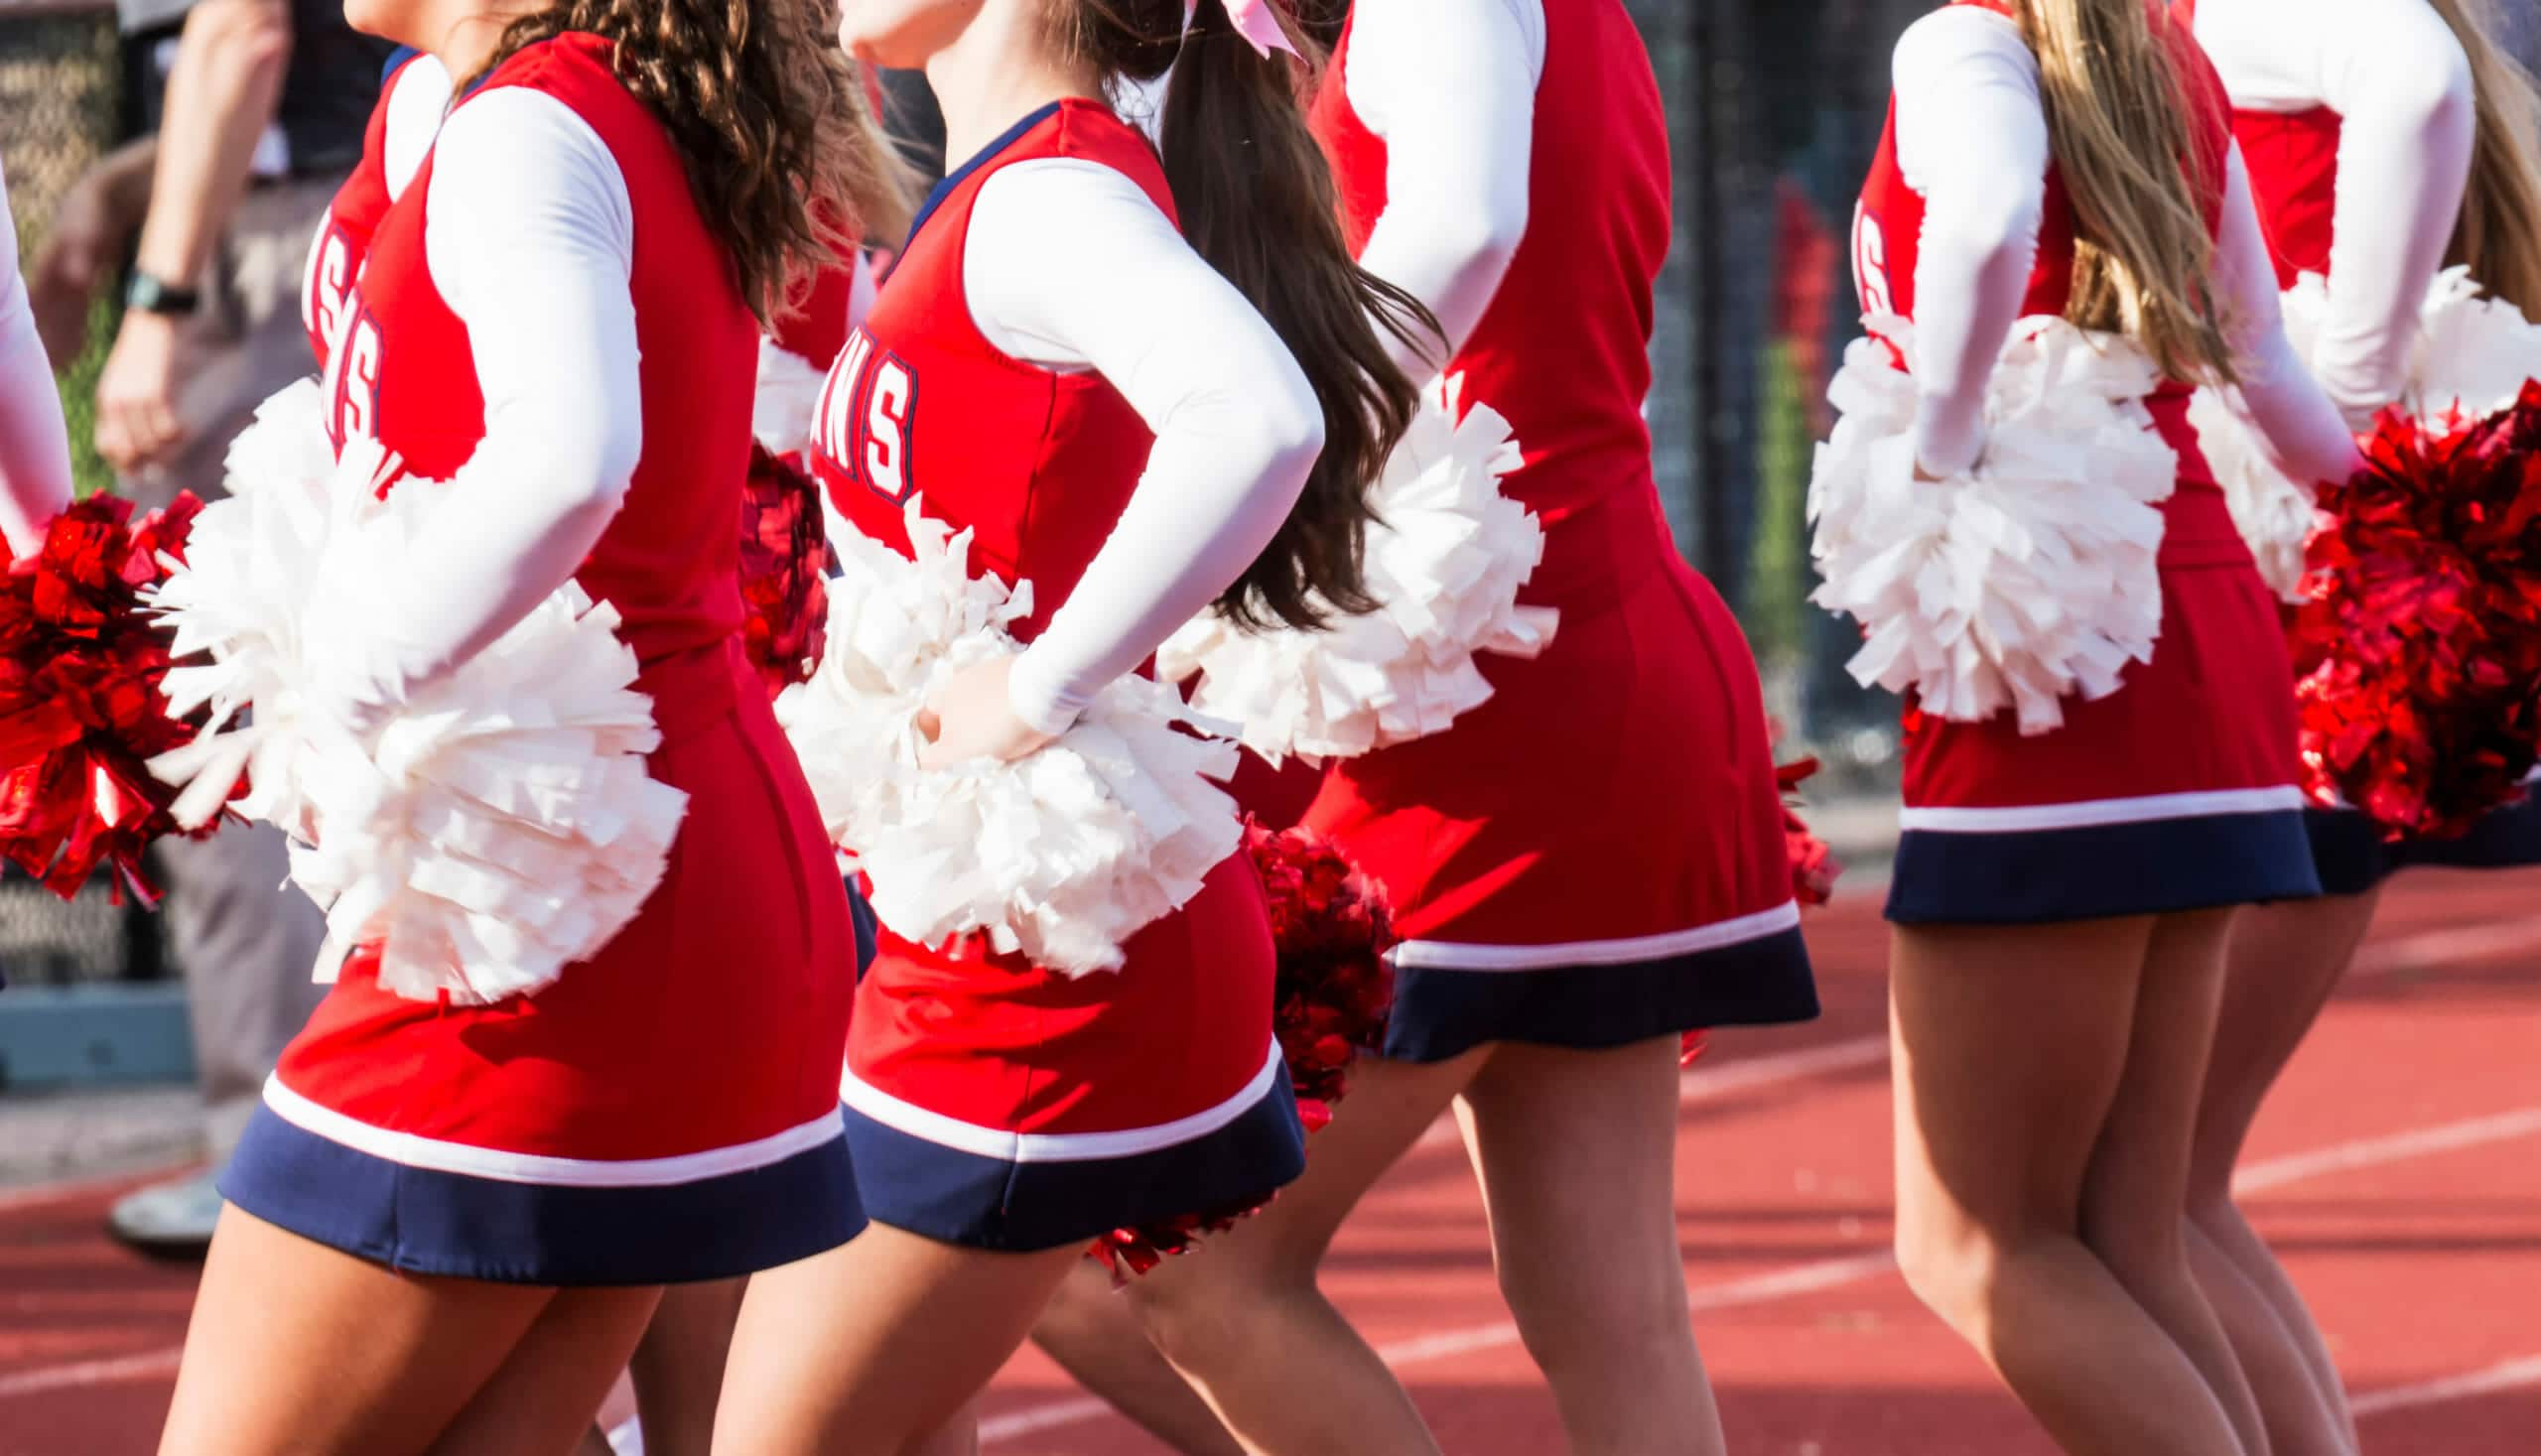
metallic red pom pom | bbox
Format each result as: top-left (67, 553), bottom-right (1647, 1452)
top-left (2291, 384), bottom-right (2541, 840)
top-left (737, 443), bottom-right (830, 701)
top-left (0, 493), bottom-right (210, 902)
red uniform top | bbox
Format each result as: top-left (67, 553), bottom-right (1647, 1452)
top-left (2172, 0), bottom-right (2340, 285)
top-left (322, 34), bottom-right (757, 674)
top-left (1851, 0), bottom-right (2236, 511)
top-left (1308, 0), bottom-right (1670, 566)
top-left (302, 52), bottom-right (418, 372)
top-left (814, 100), bottom-right (1161, 638)
top-left (2229, 109), bottom-right (2340, 285)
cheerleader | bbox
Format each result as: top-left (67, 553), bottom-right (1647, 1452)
top-left (708, 1), bottom-right (1424, 1451)
top-left (2188, 4), bottom-right (2541, 1454)
top-left (1836, 3), bottom-right (2367, 1454)
top-left (150, 1), bottom-right (906, 1450)
top-left (1029, 2), bottom-right (1821, 1452)
top-left (0, 158), bottom-right (74, 554)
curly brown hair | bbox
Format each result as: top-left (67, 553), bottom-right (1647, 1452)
top-left (475, 0), bottom-right (916, 324)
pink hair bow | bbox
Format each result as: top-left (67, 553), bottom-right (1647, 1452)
top-left (1183, 0), bottom-right (1299, 58)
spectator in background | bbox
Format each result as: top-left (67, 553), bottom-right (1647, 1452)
top-left (25, 0), bottom-right (385, 1255)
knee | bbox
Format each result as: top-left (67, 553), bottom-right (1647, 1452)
top-left (2079, 1209), bottom-right (2195, 1294)
top-left (1894, 1199), bottom-right (2028, 1337)
top-left (1503, 1266), bottom-right (1694, 1384)
top-left (1129, 1255), bottom-right (1308, 1376)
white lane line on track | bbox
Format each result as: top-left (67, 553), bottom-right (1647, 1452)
top-left (2351, 1353), bottom-right (2541, 1418)
top-left (981, 914), bottom-right (2541, 1445)
top-left (2234, 1107), bottom-right (2541, 1195)
top-left (0, 1348), bottom-right (182, 1401)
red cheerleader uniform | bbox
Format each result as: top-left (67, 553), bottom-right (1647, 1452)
top-left (811, 101), bottom-right (1302, 1252)
top-left (220, 34), bottom-right (864, 1285)
top-left (1303, 0), bottom-right (1817, 1062)
top-left (1864, 0), bottom-right (2320, 922)
top-left (2199, 1), bottom-right (2541, 894)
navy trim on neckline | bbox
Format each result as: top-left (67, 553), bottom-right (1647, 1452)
top-left (383, 45), bottom-right (420, 85)
top-left (903, 101), bottom-right (1066, 253)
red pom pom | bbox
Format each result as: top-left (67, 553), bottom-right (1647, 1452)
top-left (738, 443), bottom-right (830, 701)
top-left (1085, 1198), bottom-right (1267, 1285)
top-left (1247, 819), bottom-right (1398, 1132)
top-left (2291, 384), bottom-right (2541, 839)
top-left (0, 494), bottom-right (209, 901)
top-left (1775, 755), bottom-right (1841, 907)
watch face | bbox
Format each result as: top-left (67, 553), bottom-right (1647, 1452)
top-left (127, 273), bottom-right (200, 315)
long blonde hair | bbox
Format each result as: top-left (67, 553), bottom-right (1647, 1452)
top-left (2016, 0), bottom-right (2238, 383)
top-left (2425, 0), bottom-right (2541, 321)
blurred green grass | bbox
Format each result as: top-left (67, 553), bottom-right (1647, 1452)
top-left (59, 294), bottom-right (119, 499)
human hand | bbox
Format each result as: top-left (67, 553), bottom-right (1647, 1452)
top-left (94, 312), bottom-right (189, 472)
top-left (915, 654), bottom-right (1058, 769)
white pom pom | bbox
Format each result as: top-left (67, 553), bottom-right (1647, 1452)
top-left (2187, 384), bottom-right (2319, 603)
top-left (753, 337), bottom-right (830, 457)
top-left (2409, 265), bottom-right (2541, 422)
top-left (149, 387), bottom-right (688, 1005)
top-left (1808, 315), bottom-right (2178, 736)
top-left (1154, 374), bottom-right (1556, 765)
top-left (776, 500), bottom-right (1242, 977)
top-left (146, 380), bottom-right (380, 837)
top-left (2280, 265), bottom-right (2541, 423)
top-left (217, 377), bottom-right (341, 505)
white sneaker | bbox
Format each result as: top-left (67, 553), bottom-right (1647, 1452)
top-left (105, 1170), bottom-right (222, 1254)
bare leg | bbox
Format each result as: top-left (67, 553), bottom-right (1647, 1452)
top-left (716, 1222), bottom-right (1080, 1456)
top-left (2190, 892), bottom-right (2381, 1456)
top-left (2190, 1220), bottom-right (2351, 1456)
top-left (2077, 909), bottom-right (2270, 1456)
top-left (1890, 916), bottom-right (2249, 1456)
top-left (1030, 1258), bottom-right (1244, 1455)
top-left (1124, 1048), bottom-right (1490, 1455)
top-left (1453, 1036), bottom-right (1722, 1456)
top-left (160, 1204), bottom-right (654, 1455)
top-left (430, 1285), bottom-right (664, 1456)
top-left (627, 1278), bottom-right (748, 1456)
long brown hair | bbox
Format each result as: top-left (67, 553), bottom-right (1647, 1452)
top-left (2425, 0), bottom-right (2541, 321)
top-left (476, 0), bottom-right (916, 324)
top-left (1057, 0), bottom-right (1435, 630)
top-left (2016, 0), bottom-right (2237, 383)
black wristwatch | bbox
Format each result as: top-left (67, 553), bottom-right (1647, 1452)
top-left (124, 271), bottom-right (202, 318)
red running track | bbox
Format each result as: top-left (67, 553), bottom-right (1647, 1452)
top-left (4, 869), bottom-right (2538, 1454)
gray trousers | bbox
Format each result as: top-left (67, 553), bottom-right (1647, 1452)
top-left (123, 176), bottom-right (338, 1161)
